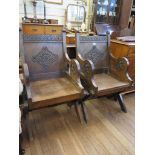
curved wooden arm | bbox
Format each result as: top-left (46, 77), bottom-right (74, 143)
top-left (22, 63), bottom-right (30, 84)
top-left (110, 53), bottom-right (133, 84)
top-left (69, 59), bottom-right (84, 91)
top-left (65, 59), bottom-right (84, 94)
top-left (22, 63), bottom-right (32, 102)
top-left (76, 53), bottom-right (98, 95)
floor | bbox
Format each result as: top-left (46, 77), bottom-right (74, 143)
top-left (22, 93), bottom-right (135, 155)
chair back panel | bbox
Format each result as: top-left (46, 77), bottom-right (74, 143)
top-left (23, 34), bottom-right (66, 81)
top-left (76, 34), bottom-right (110, 71)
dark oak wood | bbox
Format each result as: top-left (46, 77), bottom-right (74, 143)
top-left (22, 93), bottom-right (135, 155)
top-left (75, 32), bottom-right (132, 122)
top-left (117, 93), bottom-right (127, 113)
top-left (22, 30), bottom-right (86, 140)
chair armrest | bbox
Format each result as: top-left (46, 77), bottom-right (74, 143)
top-left (22, 63), bottom-right (30, 84)
top-left (76, 54), bottom-right (98, 95)
top-left (22, 63), bottom-right (32, 102)
top-left (110, 53), bottom-right (133, 84)
top-left (67, 59), bottom-right (84, 92)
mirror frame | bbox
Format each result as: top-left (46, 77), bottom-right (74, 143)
top-left (67, 4), bottom-right (86, 24)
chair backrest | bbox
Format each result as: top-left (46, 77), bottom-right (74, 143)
top-left (76, 33), bottom-right (110, 72)
top-left (23, 31), bottom-right (67, 81)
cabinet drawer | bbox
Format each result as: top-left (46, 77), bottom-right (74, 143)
top-left (45, 26), bottom-right (63, 35)
top-left (66, 37), bottom-right (76, 44)
top-left (69, 37), bottom-right (76, 44)
top-left (23, 25), bottom-right (44, 35)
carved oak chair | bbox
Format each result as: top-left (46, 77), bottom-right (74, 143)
top-left (75, 32), bottom-right (133, 122)
top-left (22, 31), bottom-right (85, 139)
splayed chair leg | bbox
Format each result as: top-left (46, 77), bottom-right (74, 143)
top-left (74, 101), bottom-right (83, 123)
top-left (26, 112), bottom-right (34, 141)
top-left (117, 93), bottom-right (127, 113)
top-left (81, 102), bottom-right (88, 123)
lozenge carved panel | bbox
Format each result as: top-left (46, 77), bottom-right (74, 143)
top-left (32, 46), bottom-right (58, 71)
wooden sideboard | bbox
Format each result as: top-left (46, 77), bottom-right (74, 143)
top-left (66, 34), bottom-right (76, 44)
top-left (22, 23), bottom-right (63, 35)
top-left (110, 39), bottom-right (135, 91)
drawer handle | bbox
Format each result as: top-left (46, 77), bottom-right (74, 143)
top-left (32, 29), bottom-right (38, 31)
top-left (51, 29), bottom-right (56, 32)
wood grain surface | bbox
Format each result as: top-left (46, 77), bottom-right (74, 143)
top-left (29, 78), bottom-right (82, 110)
top-left (22, 93), bottom-right (135, 155)
top-left (94, 73), bottom-right (129, 96)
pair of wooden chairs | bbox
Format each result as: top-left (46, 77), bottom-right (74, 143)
top-left (22, 30), bottom-right (132, 135)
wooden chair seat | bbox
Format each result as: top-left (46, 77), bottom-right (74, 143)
top-left (30, 77), bottom-right (81, 110)
top-left (94, 73), bottom-right (129, 96)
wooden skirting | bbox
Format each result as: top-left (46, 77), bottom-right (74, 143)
top-left (22, 93), bottom-right (135, 155)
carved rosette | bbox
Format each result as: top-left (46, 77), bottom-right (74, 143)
top-left (32, 46), bottom-right (58, 71)
top-left (115, 59), bottom-right (126, 70)
top-left (70, 60), bottom-right (78, 82)
top-left (81, 61), bottom-right (93, 79)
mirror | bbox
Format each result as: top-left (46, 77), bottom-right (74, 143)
top-left (67, 4), bottom-right (85, 23)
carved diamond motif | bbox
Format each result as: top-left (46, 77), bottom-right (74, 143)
top-left (115, 60), bottom-right (125, 70)
top-left (84, 46), bottom-right (104, 64)
top-left (32, 46), bottom-right (58, 70)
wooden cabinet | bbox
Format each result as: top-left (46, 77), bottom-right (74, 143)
top-left (93, 0), bottom-right (134, 33)
top-left (94, 0), bottom-right (122, 25)
top-left (66, 34), bottom-right (76, 59)
top-left (44, 25), bottom-right (63, 35)
top-left (22, 24), bottom-right (44, 35)
top-left (66, 36), bottom-right (76, 44)
top-left (110, 39), bottom-right (135, 90)
top-left (22, 23), bottom-right (63, 35)
top-left (119, 0), bottom-right (133, 29)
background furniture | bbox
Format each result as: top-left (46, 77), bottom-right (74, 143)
top-left (119, 0), bottom-right (133, 29)
top-left (22, 30), bottom-right (86, 140)
top-left (67, 4), bottom-right (86, 24)
top-left (94, 0), bottom-right (122, 25)
top-left (22, 17), bottom-right (58, 24)
top-left (93, 0), bottom-right (134, 35)
top-left (110, 39), bottom-right (135, 91)
top-left (65, 1), bottom-right (87, 31)
top-left (128, 0), bottom-right (135, 29)
top-left (22, 23), bottom-right (63, 35)
top-left (111, 27), bottom-right (134, 39)
top-left (75, 32), bottom-right (132, 122)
